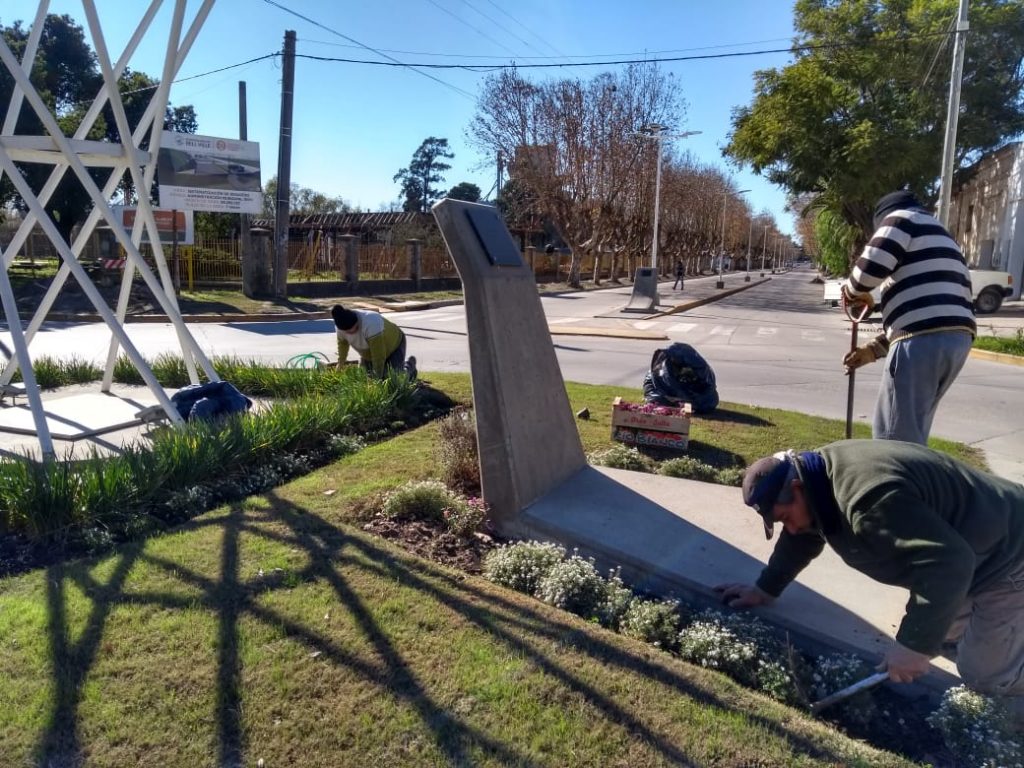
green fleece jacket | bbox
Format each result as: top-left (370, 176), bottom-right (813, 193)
top-left (755, 440), bottom-right (1024, 655)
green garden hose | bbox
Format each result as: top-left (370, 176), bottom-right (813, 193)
top-left (286, 351), bottom-right (331, 370)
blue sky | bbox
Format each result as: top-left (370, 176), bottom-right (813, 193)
top-left (4, 0), bottom-right (798, 234)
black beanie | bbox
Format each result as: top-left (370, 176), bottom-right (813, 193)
top-left (873, 190), bottom-right (924, 229)
top-left (331, 305), bottom-right (358, 331)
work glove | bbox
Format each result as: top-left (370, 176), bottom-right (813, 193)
top-left (843, 340), bottom-right (886, 373)
top-left (840, 284), bottom-right (875, 316)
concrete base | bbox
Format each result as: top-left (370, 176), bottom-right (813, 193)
top-left (623, 267), bottom-right (659, 313)
top-left (0, 391), bottom-right (158, 440)
top-left (521, 465), bottom-right (959, 690)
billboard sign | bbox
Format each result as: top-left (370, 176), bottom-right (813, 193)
top-left (158, 131), bottom-right (262, 213)
top-left (111, 206), bottom-right (194, 245)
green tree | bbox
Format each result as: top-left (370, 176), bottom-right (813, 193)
top-left (393, 137), bottom-right (453, 213)
top-left (447, 181), bottom-right (481, 203)
top-left (0, 14), bottom-right (199, 242)
top-left (725, 0), bottom-right (1024, 252)
top-left (261, 176), bottom-right (351, 218)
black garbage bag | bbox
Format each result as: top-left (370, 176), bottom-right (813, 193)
top-left (170, 381), bottom-right (253, 422)
top-left (642, 343), bottom-right (719, 414)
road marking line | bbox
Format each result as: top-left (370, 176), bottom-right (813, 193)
top-left (429, 313), bottom-right (463, 323)
top-left (632, 321), bottom-right (658, 330)
top-left (757, 326), bottom-right (777, 336)
top-left (668, 323), bottom-right (697, 334)
top-left (801, 330), bottom-right (825, 341)
top-left (548, 317), bottom-right (584, 325)
top-left (709, 325), bottom-right (736, 336)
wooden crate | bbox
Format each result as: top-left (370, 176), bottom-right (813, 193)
top-left (610, 397), bottom-right (691, 451)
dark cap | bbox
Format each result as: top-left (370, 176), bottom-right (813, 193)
top-left (873, 190), bottom-right (924, 230)
top-left (331, 305), bottom-right (359, 331)
top-left (742, 455), bottom-right (796, 540)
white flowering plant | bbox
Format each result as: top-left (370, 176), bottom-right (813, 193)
top-left (619, 598), bottom-right (684, 652)
top-left (677, 609), bottom-right (799, 703)
top-left (536, 554), bottom-right (608, 618)
top-left (483, 541), bottom-right (566, 595)
top-left (595, 569), bottom-right (634, 630)
top-left (588, 445), bottom-right (655, 473)
top-left (927, 685), bottom-right (1022, 768)
top-left (381, 479), bottom-right (461, 524)
top-left (803, 653), bottom-right (878, 727)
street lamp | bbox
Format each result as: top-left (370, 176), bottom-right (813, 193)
top-left (639, 125), bottom-right (701, 278)
top-left (760, 225), bottom-right (768, 277)
top-left (718, 188), bottom-right (750, 289)
top-left (744, 216), bottom-right (754, 282)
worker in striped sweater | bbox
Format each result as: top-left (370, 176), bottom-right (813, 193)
top-left (840, 190), bottom-right (976, 445)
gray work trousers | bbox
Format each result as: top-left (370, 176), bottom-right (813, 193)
top-left (872, 331), bottom-right (973, 445)
top-left (948, 563), bottom-right (1024, 699)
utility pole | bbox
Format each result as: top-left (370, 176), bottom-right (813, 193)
top-left (639, 126), bottom-right (700, 277)
top-left (239, 80), bottom-right (256, 296)
top-left (274, 30), bottom-right (296, 298)
top-left (744, 216), bottom-right (753, 282)
top-left (937, 0), bottom-right (969, 228)
top-left (496, 150), bottom-right (504, 201)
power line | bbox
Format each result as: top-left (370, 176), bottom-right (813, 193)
top-left (292, 31), bottom-right (964, 72)
top-left (459, 0), bottom-right (550, 60)
top-left (259, 0), bottom-right (476, 100)
top-left (422, 0), bottom-right (519, 59)
top-left (477, 0), bottom-right (572, 63)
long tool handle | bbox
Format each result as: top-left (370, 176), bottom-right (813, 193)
top-left (810, 671), bottom-right (889, 714)
top-left (843, 299), bottom-right (872, 440)
top-left (845, 322), bottom-right (858, 439)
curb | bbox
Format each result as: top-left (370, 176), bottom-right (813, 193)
top-left (969, 348), bottom-right (1024, 367)
top-left (653, 277), bottom-right (771, 318)
top-left (548, 325), bottom-right (667, 340)
top-left (43, 297), bottom-right (467, 325)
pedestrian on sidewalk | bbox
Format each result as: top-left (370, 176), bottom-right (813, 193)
top-left (673, 259), bottom-right (685, 291)
top-left (331, 305), bottom-right (416, 379)
top-left (840, 190), bottom-right (975, 445)
top-left (715, 440), bottom-right (1024, 720)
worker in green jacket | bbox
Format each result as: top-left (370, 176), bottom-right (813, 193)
top-left (715, 439), bottom-right (1024, 710)
top-left (331, 305), bottom-right (416, 379)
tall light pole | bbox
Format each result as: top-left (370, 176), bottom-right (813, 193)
top-left (760, 225), bottom-right (768, 277)
top-left (639, 125), bottom-right (701, 277)
top-left (718, 188), bottom-right (750, 289)
top-left (937, 0), bottom-right (970, 227)
top-left (744, 216), bottom-right (754, 282)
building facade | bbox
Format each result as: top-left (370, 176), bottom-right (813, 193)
top-left (948, 141), bottom-right (1023, 300)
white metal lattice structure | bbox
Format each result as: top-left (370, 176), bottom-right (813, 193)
top-left (0, 0), bottom-right (219, 458)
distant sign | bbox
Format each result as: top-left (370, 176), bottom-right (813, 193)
top-left (111, 206), bottom-right (194, 245)
top-left (157, 131), bottom-right (262, 213)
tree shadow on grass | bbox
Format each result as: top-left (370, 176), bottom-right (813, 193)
top-left (696, 407), bottom-right (773, 428)
top-left (37, 490), bottom-right (877, 767)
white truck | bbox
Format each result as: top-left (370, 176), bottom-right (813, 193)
top-left (823, 269), bottom-right (1014, 314)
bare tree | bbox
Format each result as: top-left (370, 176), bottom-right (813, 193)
top-left (469, 65), bottom-right (684, 288)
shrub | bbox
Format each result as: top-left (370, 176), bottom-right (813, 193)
top-left (589, 445), bottom-right (655, 472)
top-left (677, 610), bottom-right (798, 702)
top-left (436, 408), bottom-right (480, 493)
top-left (803, 654), bottom-right (878, 727)
top-left (716, 467), bottom-right (745, 487)
top-left (658, 456), bottom-right (718, 483)
top-left (444, 496), bottom-right (487, 538)
top-left (927, 685), bottom-right (1021, 767)
top-left (381, 480), bottom-right (460, 523)
top-left (596, 570), bottom-right (634, 630)
top-left (619, 598), bottom-right (684, 651)
top-left (483, 540), bottom-right (566, 595)
top-left (535, 554), bottom-right (607, 618)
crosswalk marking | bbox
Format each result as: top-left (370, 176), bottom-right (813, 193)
top-left (668, 322), bottom-right (697, 334)
top-left (429, 313), bottom-right (464, 323)
top-left (709, 325), bottom-right (736, 336)
top-left (632, 321), bottom-right (658, 330)
top-left (801, 330), bottom-right (825, 341)
top-left (757, 326), bottom-right (777, 337)
top-left (548, 317), bottom-right (584, 325)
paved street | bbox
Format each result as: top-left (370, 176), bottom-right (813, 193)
top-left (3, 266), bottom-right (1023, 481)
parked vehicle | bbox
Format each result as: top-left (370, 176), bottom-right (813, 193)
top-left (823, 270), bottom-right (1014, 314)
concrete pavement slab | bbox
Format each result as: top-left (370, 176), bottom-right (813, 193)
top-left (521, 464), bottom-right (959, 690)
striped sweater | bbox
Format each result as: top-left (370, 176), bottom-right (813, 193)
top-left (843, 208), bottom-right (976, 350)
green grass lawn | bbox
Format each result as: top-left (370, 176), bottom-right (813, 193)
top-left (0, 374), bottom-right (977, 766)
top-left (974, 330), bottom-right (1024, 357)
